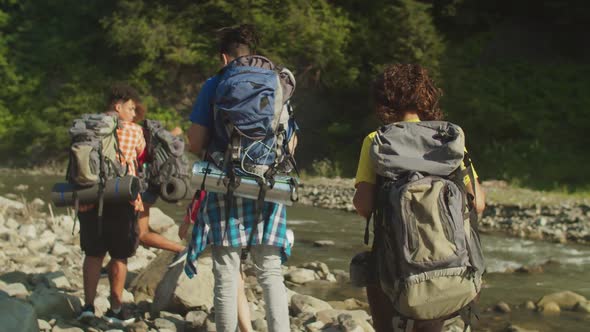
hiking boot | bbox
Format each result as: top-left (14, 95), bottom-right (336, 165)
top-left (168, 247), bottom-right (188, 268)
top-left (77, 304), bottom-right (95, 322)
top-left (103, 307), bottom-right (136, 326)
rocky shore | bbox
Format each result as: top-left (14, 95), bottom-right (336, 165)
top-left (0, 196), bottom-right (382, 332)
top-left (298, 178), bottom-right (590, 245)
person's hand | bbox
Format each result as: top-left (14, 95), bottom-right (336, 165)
top-left (178, 222), bottom-right (192, 240)
top-left (170, 126), bottom-right (183, 137)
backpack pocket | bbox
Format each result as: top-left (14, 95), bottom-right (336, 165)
top-left (400, 178), bottom-right (468, 267)
top-left (395, 267), bottom-right (479, 320)
top-left (70, 141), bottom-right (100, 186)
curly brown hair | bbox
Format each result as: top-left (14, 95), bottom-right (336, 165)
top-left (373, 64), bottom-right (443, 124)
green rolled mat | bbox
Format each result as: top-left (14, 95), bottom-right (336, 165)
top-left (51, 175), bottom-right (140, 207)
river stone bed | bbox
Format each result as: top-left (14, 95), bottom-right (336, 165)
top-left (0, 195), bottom-right (381, 332)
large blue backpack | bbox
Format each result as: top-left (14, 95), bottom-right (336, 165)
top-left (208, 55), bottom-right (297, 186)
top-left (205, 55), bottom-right (297, 257)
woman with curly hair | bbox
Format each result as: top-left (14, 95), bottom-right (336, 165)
top-left (353, 64), bottom-right (485, 332)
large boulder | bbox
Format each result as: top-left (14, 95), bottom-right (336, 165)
top-left (0, 292), bottom-right (39, 332)
top-left (130, 251), bottom-right (214, 313)
top-left (152, 256), bottom-right (215, 314)
top-left (29, 287), bottom-right (82, 319)
top-left (284, 268), bottom-right (316, 284)
top-left (290, 294), bottom-right (332, 316)
top-left (537, 291), bottom-right (587, 310)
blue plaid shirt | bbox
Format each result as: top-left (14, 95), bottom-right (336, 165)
top-left (185, 192), bottom-right (291, 278)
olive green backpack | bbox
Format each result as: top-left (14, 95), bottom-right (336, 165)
top-left (367, 121), bottom-right (485, 331)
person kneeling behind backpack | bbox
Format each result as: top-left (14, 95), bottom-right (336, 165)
top-left (353, 64), bottom-right (486, 332)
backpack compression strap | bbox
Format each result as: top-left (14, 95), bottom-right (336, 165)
top-left (462, 152), bottom-right (479, 227)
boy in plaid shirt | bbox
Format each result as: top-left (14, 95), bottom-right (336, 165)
top-left (77, 84), bottom-right (145, 326)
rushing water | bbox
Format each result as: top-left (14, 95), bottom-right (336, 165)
top-left (2, 172), bottom-right (590, 331)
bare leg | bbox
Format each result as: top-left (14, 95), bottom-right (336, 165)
top-left (83, 255), bottom-right (104, 305)
top-left (367, 283), bottom-right (395, 332)
top-left (138, 204), bottom-right (184, 253)
top-left (108, 258), bottom-right (128, 309)
top-left (238, 271), bottom-right (253, 332)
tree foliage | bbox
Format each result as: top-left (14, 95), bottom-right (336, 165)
top-left (0, 0), bottom-right (588, 188)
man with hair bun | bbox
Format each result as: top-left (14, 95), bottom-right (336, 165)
top-left (184, 24), bottom-right (293, 332)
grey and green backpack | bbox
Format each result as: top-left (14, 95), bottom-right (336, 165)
top-left (66, 113), bottom-right (127, 231)
top-left (367, 121), bottom-right (485, 329)
top-left (141, 119), bottom-right (190, 203)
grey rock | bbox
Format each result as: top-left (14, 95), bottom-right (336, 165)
top-left (152, 256), bottom-right (214, 313)
top-left (313, 240), bottom-right (335, 247)
top-left (537, 290), bottom-right (587, 310)
top-left (127, 320), bottom-right (150, 332)
top-left (0, 196), bottom-right (25, 210)
top-left (494, 301), bottom-right (511, 313)
top-left (149, 208), bottom-right (175, 234)
top-left (38, 319), bottom-right (52, 332)
top-left (505, 324), bottom-right (539, 332)
top-left (154, 318), bottom-right (178, 332)
top-left (3, 282), bottom-right (29, 298)
top-left (51, 243), bottom-right (70, 257)
top-left (573, 300), bottom-right (590, 313)
top-left (540, 301), bottom-right (560, 315)
top-left (252, 317), bottom-right (268, 332)
top-left (43, 272), bottom-right (71, 290)
top-left (291, 294), bottom-right (332, 316)
top-left (284, 268), bottom-right (316, 284)
top-left (524, 301), bottom-right (536, 310)
top-left (19, 224), bottom-right (38, 240)
top-left (29, 287), bottom-right (82, 319)
top-left (51, 326), bottom-right (84, 332)
top-left (0, 292), bottom-right (38, 332)
top-left (185, 310), bottom-right (208, 329)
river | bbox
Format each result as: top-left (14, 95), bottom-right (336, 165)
top-left (1, 172), bottom-right (590, 331)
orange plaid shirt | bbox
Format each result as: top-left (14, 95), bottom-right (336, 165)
top-left (117, 121), bottom-right (146, 211)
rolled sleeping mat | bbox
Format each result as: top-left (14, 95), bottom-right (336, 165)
top-left (51, 175), bottom-right (140, 207)
top-left (191, 161), bottom-right (299, 206)
top-left (160, 177), bottom-right (189, 203)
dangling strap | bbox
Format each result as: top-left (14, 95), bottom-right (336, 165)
top-left (364, 212), bottom-right (372, 245)
top-left (97, 141), bottom-right (106, 237)
top-left (462, 152), bottom-right (479, 227)
top-left (241, 179), bottom-right (271, 261)
top-left (72, 191), bottom-right (79, 235)
top-left (458, 300), bottom-right (480, 332)
top-left (391, 316), bottom-right (414, 332)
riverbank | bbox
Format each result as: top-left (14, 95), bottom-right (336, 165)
top-left (297, 178), bottom-right (590, 245)
top-left (2, 195), bottom-right (590, 332)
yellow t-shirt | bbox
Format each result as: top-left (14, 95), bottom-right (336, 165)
top-left (355, 120), bottom-right (478, 186)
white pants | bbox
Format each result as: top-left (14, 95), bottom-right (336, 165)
top-left (212, 245), bottom-right (289, 332)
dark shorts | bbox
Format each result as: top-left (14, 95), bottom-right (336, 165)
top-left (79, 203), bottom-right (139, 259)
top-left (140, 185), bottom-right (159, 205)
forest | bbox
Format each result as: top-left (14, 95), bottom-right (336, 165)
top-left (0, 0), bottom-right (589, 189)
